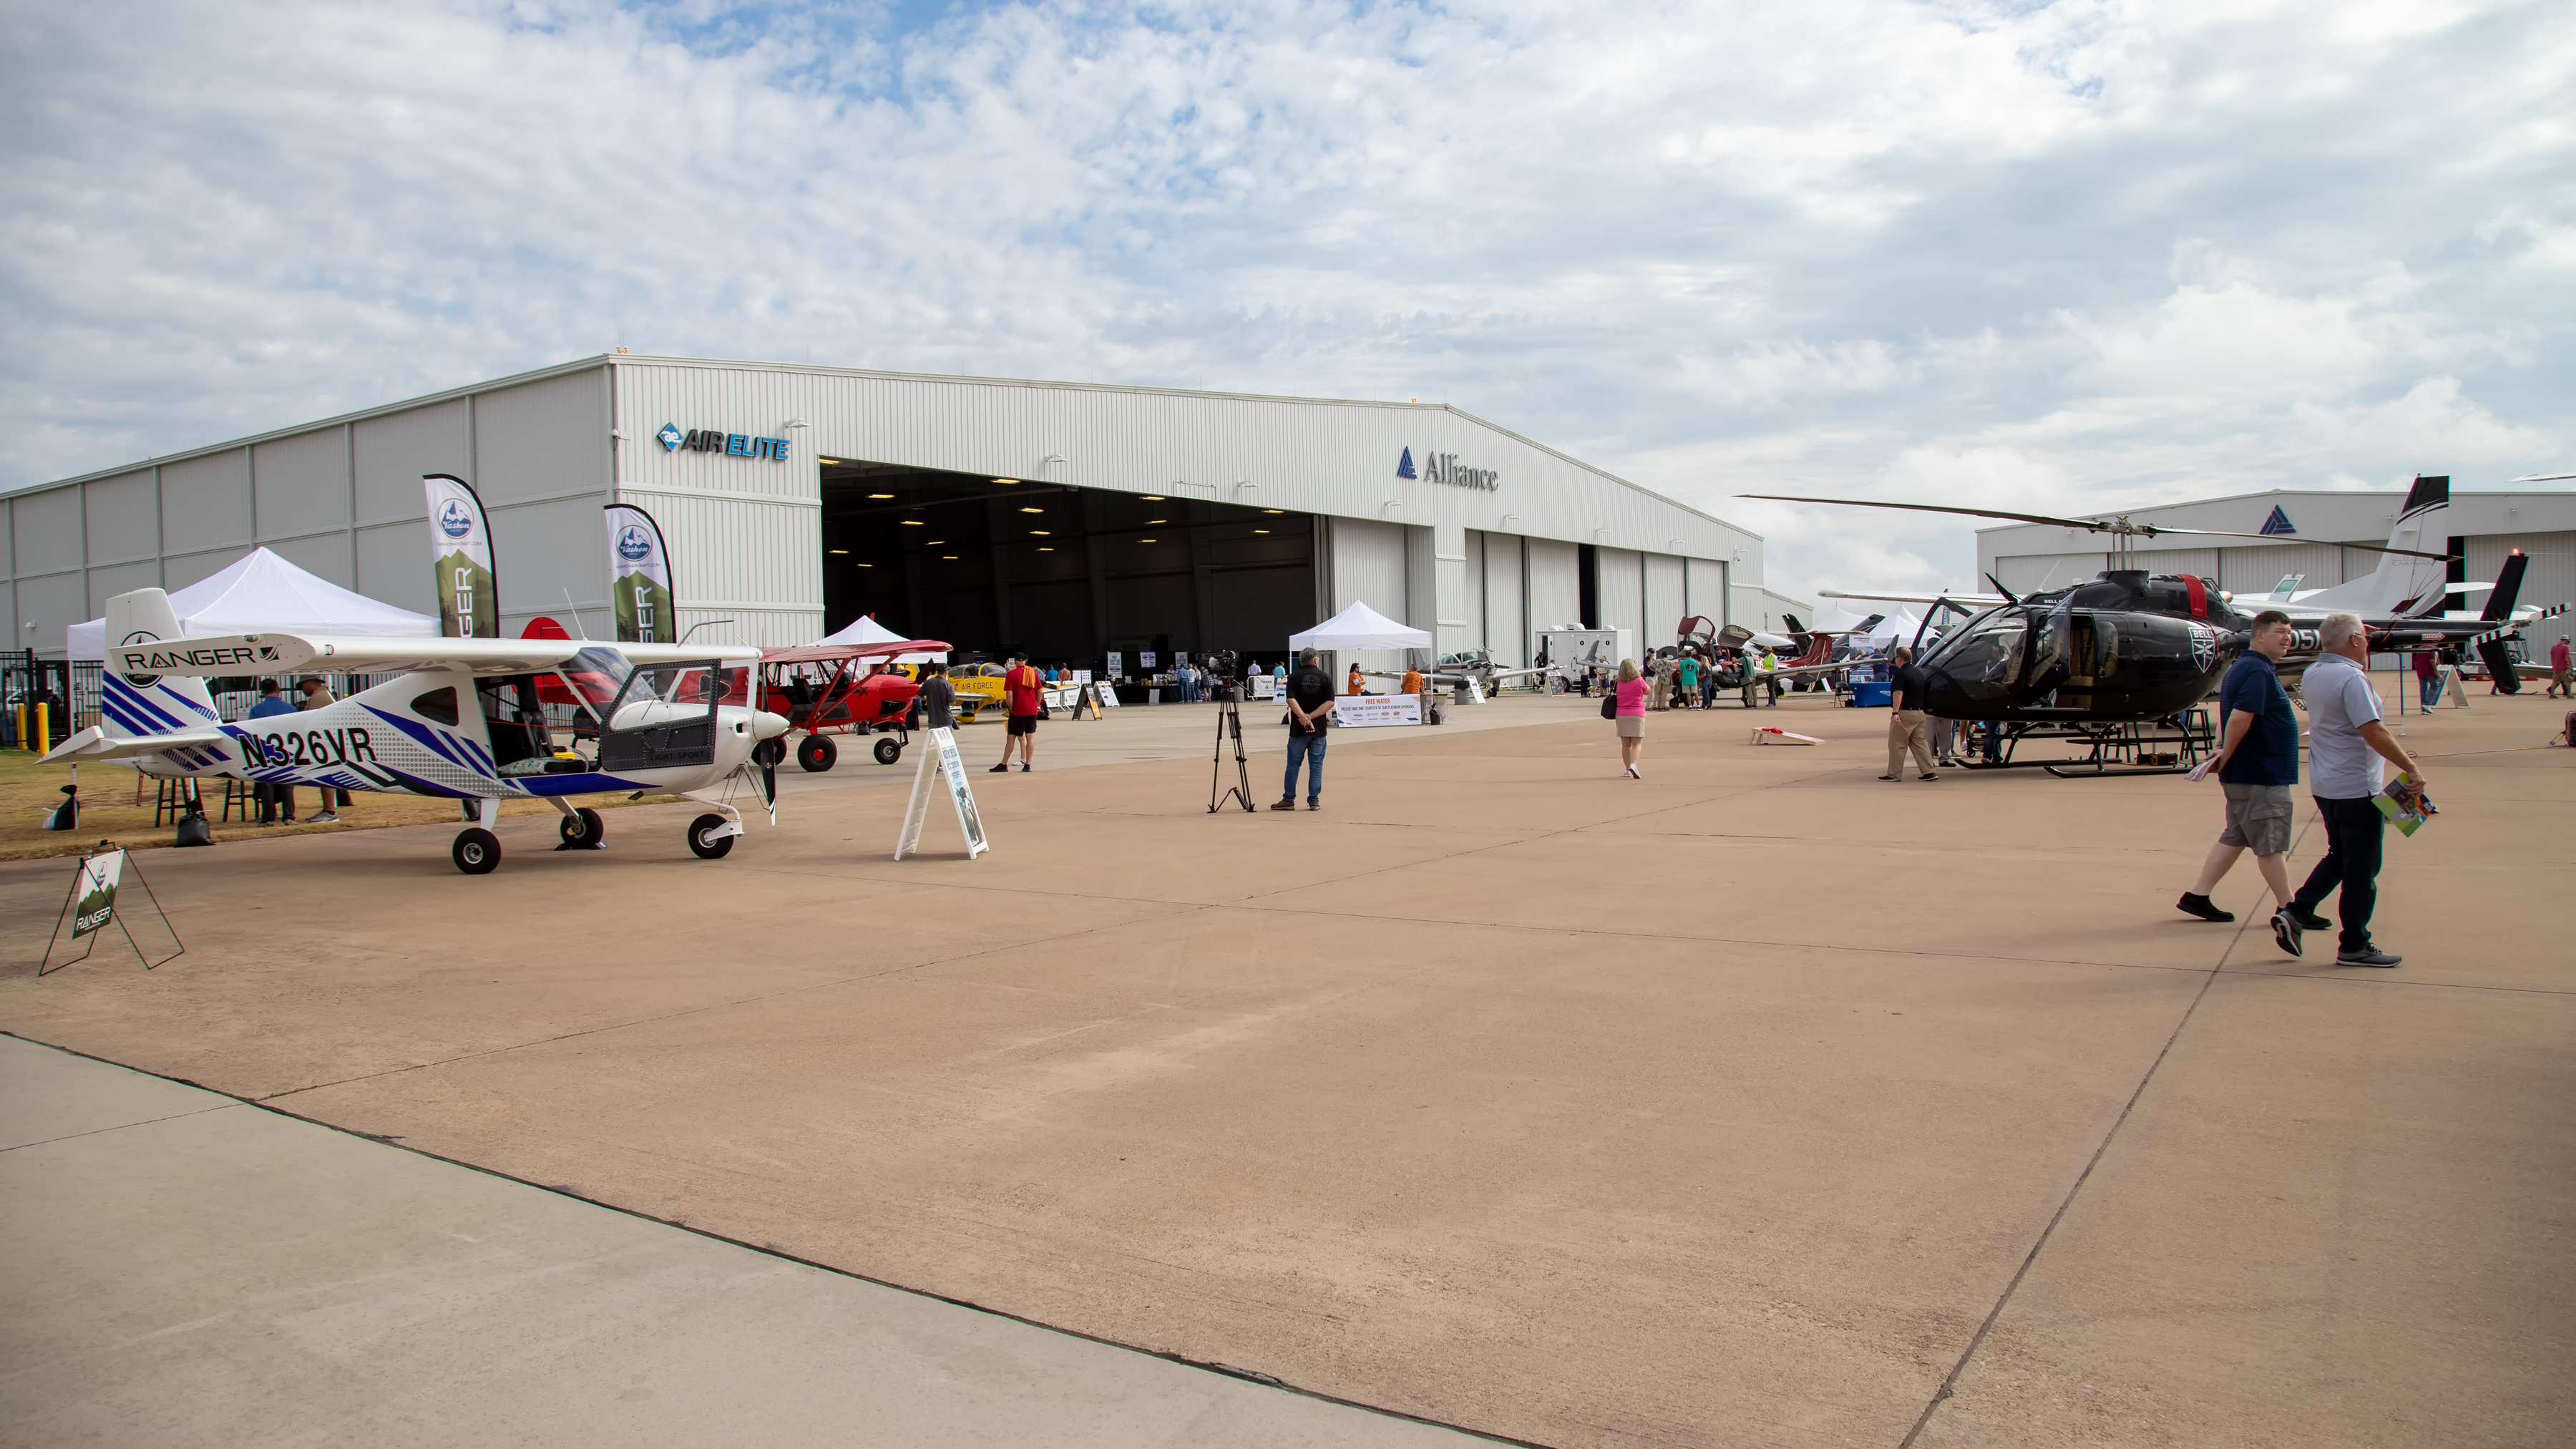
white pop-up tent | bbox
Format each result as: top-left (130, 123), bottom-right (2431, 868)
top-left (1288, 601), bottom-right (1432, 652)
top-left (806, 613), bottom-right (949, 663)
top-left (1858, 609), bottom-right (1927, 649)
top-left (66, 547), bottom-right (437, 660)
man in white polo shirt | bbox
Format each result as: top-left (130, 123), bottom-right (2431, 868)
top-left (2289, 613), bottom-right (2427, 968)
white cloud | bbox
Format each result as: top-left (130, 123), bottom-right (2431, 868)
top-left (3, 0), bottom-right (2571, 616)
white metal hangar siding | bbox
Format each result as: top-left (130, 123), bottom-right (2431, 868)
top-left (0, 360), bottom-right (622, 655)
top-left (610, 356), bottom-right (1764, 657)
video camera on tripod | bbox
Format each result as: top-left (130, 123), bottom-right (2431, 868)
top-left (1200, 648), bottom-right (1245, 700)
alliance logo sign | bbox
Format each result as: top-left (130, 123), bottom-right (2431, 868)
top-left (659, 422), bottom-right (791, 461)
top-left (1400, 447), bottom-right (1497, 492)
top-left (2260, 504), bottom-right (2296, 535)
top-left (436, 499), bottom-right (476, 538)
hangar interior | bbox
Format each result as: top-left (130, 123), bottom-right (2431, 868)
top-left (819, 460), bottom-right (1317, 666)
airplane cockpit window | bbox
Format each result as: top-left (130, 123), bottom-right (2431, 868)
top-left (1925, 607), bottom-right (2029, 701)
top-left (476, 675), bottom-right (552, 774)
top-left (411, 686), bottom-right (459, 726)
top-left (597, 657), bottom-right (723, 773)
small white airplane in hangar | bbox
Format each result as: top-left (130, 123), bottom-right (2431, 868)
top-left (42, 587), bottom-right (791, 874)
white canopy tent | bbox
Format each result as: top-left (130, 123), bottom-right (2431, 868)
top-left (806, 613), bottom-right (947, 663)
top-left (1288, 601), bottom-right (1432, 652)
top-left (66, 547), bottom-right (437, 660)
top-left (1858, 610), bottom-right (1928, 649)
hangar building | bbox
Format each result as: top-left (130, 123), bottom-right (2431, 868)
top-left (3, 356), bottom-right (1775, 675)
top-left (1978, 484), bottom-right (2576, 620)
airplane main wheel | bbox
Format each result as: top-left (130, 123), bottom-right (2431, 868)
top-left (452, 827), bottom-right (502, 875)
top-left (798, 735), bottom-right (838, 772)
top-left (686, 813), bottom-right (735, 859)
top-left (559, 808), bottom-right (604, 848)
top-left (872, 736), bottom-right (902, 765)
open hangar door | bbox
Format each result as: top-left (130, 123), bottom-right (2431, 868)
top-left (819, 459), bottom-right (1316, 668)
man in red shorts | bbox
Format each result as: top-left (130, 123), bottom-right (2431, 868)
top-left (991, 650), bottom-right (1044, 773)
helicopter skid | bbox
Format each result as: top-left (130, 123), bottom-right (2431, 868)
top-left (1953, 713), bottom-right (2214, 776)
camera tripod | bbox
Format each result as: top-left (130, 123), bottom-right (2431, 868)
top-left (1209, 685), bottom-right (1253, 812)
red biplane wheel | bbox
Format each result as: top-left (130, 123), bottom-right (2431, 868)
top-left (797, 735), bottom-right (837, 772)
top-left (873, 736), bottom-right (902, 766)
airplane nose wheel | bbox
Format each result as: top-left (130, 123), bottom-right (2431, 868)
top-left (797, 735), bottom-right (837, 771)
top-left (686, 813), bottom-right (736, 859)
top-left (872, 736), bottom-right (902, 765)
top-left (557, 807), bottom-right (605, 849)
top-left (452, 826), bottom-right (502, 874)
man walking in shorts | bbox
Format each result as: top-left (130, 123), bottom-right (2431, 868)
top-left (990, 650), bottom-right (1043, 773)
top-left (2548, 635), bottom-right (2571, 700)
top-left (2177, 610), bottom-right (2314, 955)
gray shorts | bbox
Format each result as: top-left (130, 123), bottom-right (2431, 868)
top-left (2219, 782), bottom-right (2293, 856)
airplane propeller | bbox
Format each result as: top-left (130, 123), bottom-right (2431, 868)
top-left (1738, 495), bottom-right (2454, 562)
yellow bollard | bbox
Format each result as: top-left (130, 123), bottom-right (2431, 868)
top-left (32, 702), bottom-right (47, 753)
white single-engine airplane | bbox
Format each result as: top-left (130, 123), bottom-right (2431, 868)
top-left (43, 587), bottom-right (790, 874)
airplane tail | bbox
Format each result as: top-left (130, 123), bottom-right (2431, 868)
top-left (97, 588), bottom-right (220, 738)
top-left (2474, 550), bottom-right (2529, 694)
top-left (2291, 475), bottom-right (2452, 618)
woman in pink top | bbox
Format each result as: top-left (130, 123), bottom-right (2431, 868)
top-left (1614, 658), bottom-right (1648, 778)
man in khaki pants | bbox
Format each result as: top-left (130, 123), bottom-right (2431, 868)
top-left (1880, 646), bottom-right (1937, 781)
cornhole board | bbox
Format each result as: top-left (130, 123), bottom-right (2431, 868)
top-left (1750, 727), bottom-right (1823, 746)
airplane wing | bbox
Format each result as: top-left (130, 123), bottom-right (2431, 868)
top-left (40, 723), bottom-right (234, 765)
top-left (107, 633), bottom-right (587, 677)
top-left (104, 633), bottom-right (761, 677)
top-left (762, 638), bottom-right (951, 666)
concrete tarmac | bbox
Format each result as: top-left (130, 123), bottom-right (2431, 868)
top-left (4, 682), bottom-right (2570, 1447)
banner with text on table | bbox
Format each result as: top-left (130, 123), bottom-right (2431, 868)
top-left (1335, 694), bottom-right (1423, 728)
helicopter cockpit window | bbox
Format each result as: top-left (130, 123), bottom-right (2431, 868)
top-left (1928, 608), bottom-right (2029, 701)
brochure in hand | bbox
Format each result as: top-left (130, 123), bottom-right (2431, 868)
top-left (2373, 772), bottom-right (2436, 837)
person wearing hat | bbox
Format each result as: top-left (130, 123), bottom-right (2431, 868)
top-left (295, 677), bottom-right (347, 823)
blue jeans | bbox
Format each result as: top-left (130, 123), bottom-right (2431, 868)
top-left (2418, 675), bottom-right (2441, 708)
top-left (1284, 730), bottom-right (1327, 802)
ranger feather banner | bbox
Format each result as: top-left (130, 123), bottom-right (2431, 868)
top-left (604, 504), bottom-right (675, 644)
top-left (423, 474), bottom-right (497, 638)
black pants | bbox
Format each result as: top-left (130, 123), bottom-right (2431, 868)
top-left (255, 781), bottom-right (296, 822)
top-left (2293, 795), bottom-right (2384, 953)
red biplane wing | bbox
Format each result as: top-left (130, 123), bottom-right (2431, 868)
top-left (761, 638), bottom-right (951, 666)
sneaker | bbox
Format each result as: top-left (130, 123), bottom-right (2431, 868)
top-left (1270, 799), bottom-right (1298, 811)
top-left (1307, 800), bottom-right (1320, 810)
top-left (1918, 774), bottom-right (1936, 781)
top-left (311, 811), bottom-right (340, 824)
top-left (1877, 774), bottom-right (1899, 781)
top-left (987, 763), bottom-right (1010, 773)
top-left (2270, 908), bottom-right (2303, 958)
top-left (2336, 947), bottom-right (2403, 967)
top-left (2177, 892), bottom-right (2234, 923)
top-left (2287, 905), bottom-right (2331, 932)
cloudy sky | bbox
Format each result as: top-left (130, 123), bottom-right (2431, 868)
top-left (6, 0), bottom-right (2571, 605)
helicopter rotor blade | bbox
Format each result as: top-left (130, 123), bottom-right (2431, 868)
top-left (1985, 573), bottom-right (2021, 605)
top-left (1739, 494), bottom-right (2451, 561)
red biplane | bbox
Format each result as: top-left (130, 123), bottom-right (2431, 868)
top-left (746, 637), bottom-right (950, 772)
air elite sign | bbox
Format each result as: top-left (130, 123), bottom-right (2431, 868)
top-left (1397, 447), bottom-right (1498, 492)
top-left (658, 422), bottom-right (791, 460)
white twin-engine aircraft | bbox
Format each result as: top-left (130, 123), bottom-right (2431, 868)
top-left (43, 587), bottom-right (791, 874)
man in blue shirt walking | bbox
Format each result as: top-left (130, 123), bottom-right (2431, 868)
top-left (2177, 610), bottom-right (2318, 955)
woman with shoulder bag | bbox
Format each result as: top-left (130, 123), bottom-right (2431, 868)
top-left (1611, 658), bottom-right (1647, 778)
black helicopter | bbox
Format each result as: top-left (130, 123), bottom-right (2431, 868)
top-left (1741, 486), bottom-right (2552, 774)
